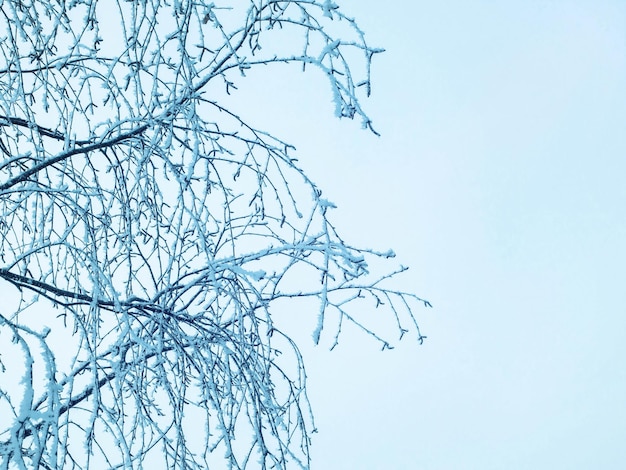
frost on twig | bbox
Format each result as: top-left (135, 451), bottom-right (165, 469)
top-left (0, 1), bottom-right (429, 468)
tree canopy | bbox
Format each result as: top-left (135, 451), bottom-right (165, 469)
top-left (0, 1), bottom-right (429, 468)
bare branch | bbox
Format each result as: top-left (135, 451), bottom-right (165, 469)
top-left (0, 1), bottom-right (429, 468)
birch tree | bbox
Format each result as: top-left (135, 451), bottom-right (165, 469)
top-left (0, 1), bottom-right (429, 468)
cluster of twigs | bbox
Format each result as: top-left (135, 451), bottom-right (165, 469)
top-left (0, 1), bottom-right (428, 468)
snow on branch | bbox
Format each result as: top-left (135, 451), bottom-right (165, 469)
top-left (0, 1), bottom-right (429, 468)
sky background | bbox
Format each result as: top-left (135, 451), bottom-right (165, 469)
top-left (228, 1), bottom-right (626, 468)
top-left (2, 1), bottom-right (623, 469)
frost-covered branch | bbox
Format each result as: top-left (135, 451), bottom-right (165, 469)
top-left (0, 1), bottom-right (429, 468)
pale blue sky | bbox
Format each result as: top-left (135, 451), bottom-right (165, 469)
top-left (2, 2), bottom-right (623, 468)
top-left (228, 1), bottom-right (626, 468)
